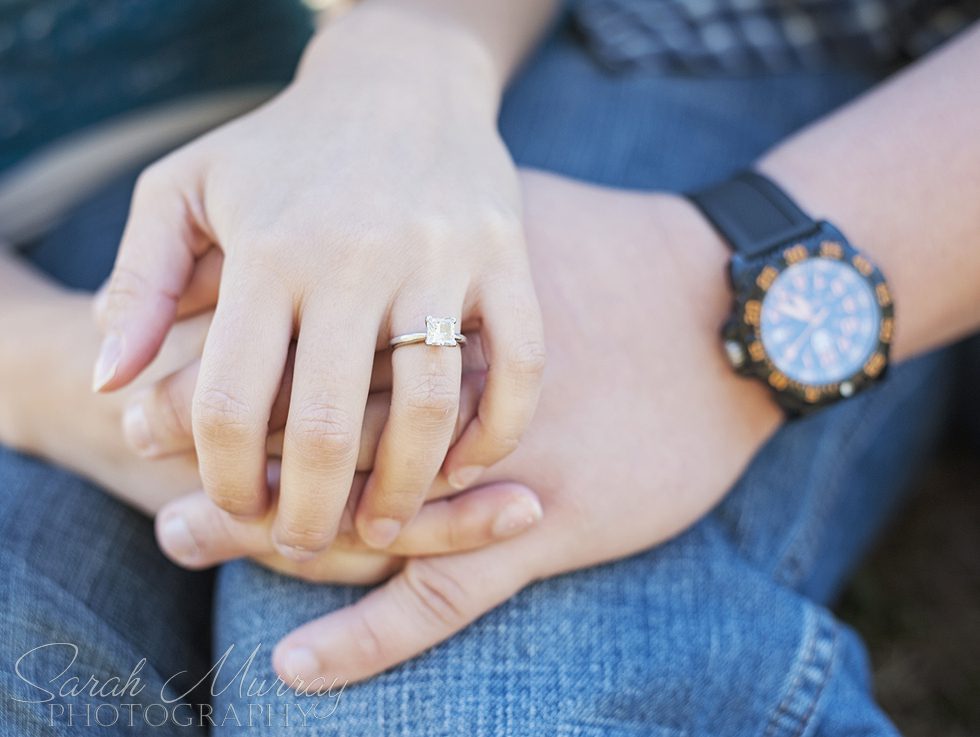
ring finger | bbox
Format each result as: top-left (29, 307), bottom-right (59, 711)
top-left (355, 295), bottom-right (466, 548)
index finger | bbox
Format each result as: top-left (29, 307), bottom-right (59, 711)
top-left (94, 159), bottom-right (212, 392)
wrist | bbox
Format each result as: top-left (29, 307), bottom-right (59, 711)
top-left (644, 193), bottom-right (783, 439)
top-left (0, 289), bottom-right (91, 453)
top-left (645, 193), bottom-right (732, 328)
top-left (299, 2), bottom-right (502, 118)
top-left (757, 148), bottom-right (914, 361)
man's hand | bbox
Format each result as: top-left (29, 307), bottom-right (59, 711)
top-left (0, 282), bottom-right (206, 514)
top-left (149, 24), bottom-right (980, 685)
top-left (153, 171), bottom-right (782, 685)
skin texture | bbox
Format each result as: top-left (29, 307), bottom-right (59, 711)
top-left (0, 253), bottom-right (544, 568)
top-left (151, 172), bottom-right (785, 685)
top-left (91, 0), bottom-right (557, 561)
top-left (5, 9), bottom-right (979, 696)
top-left (759, 24), bottom-right (980, 361)
top-left (151, 18), bottom-right (980, 677)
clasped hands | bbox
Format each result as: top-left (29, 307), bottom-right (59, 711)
top-left (94, 169), bottom-right (781, 687)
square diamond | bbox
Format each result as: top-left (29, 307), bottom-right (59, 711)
top-left (425, 316), bottom-right (457, 346)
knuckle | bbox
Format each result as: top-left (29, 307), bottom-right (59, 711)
top-left (394, 210), bottom-right (455, 258)
top-left (289, 402), bottom-right (358, 460)
top-left (443, 512), bottom-right (465, 552)
top-left (478, 206), bottom-right (522, 247)
top-left (133, 156), bottom-right (190, 203)
top-left (404, 373), bottom-right (458, 422)
top-left (193, 388), bottom-right (260, 443)
top-left (480, 422), bottom-right (522, 456)
top-left (368, 488), bottom-right (425, 524)
top-left (232, 249), bottom-right (299, 298)
top-left (409, 213), bottom-right (453, 249)
top-left (153, 379), bottom-right (194, 440)
top-left (506, 339), bottom-right (547, 380)
top-left (276, 518), bottom-right (332, 551)
top-left (349, 612), bottom-right (387, 664)
top-left (239, 229), bottom-right (291, 259)
top-left (399, 204), bottom-right (524, 254)
top-left (104, 265), bottom-right (152, 311)
top-left (400, 559), bottom-right (468, 627)
top-left (133, 162), bottom-right (169, 196)
top-left (206, 488), bottom-right (259, 517)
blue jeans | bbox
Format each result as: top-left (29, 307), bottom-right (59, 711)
top-left (0, 26), bottom-right (960, 736)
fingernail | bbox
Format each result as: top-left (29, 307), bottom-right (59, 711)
top-left (491, 495), bottom-right (544, 538)
top-left (160, 516), bottom-right (200, 563)
top-left (273, 541), bottom-right (319, 562)
top-left (92, 332), bottom-right (122, 391)
top-left (362, 517), bottom-right (402, 549)
top-left (279, 646), bottom-right (321, 684)
top-left (448, 465), bottom-right (484, 491)
top-left (123, 402), bottom-right (157, 456)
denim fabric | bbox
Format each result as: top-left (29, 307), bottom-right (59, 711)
top-left (0, 450), bottom-right (215, 736)
top-left (0, 22), bottom-right (961, 737)
top-left (0, 166), bottom-right (214, 734)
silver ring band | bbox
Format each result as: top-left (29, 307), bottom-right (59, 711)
top-left (389, 332), bottom-right (467, 349)
top-left (390, 316), bottom-right (466, 349)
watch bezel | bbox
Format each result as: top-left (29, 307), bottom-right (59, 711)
top-left (724, 230), bottom-right (893, 414)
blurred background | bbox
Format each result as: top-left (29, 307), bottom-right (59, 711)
top-left (838, 439), bottom-right (979, 737)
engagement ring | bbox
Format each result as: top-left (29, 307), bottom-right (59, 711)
top-left (390, 316), bottom-right (467, 349)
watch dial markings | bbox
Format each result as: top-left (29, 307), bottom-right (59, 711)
top-left (759, 258), bottom-right (880, 386)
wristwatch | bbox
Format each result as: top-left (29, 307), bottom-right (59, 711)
top-left (688, 171), bottom-right (893, 416)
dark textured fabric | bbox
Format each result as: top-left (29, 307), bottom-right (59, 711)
top-left (0, 449), bottom-right (216, 735)
top-left (0, 0), bottom-right (314, 173)
top-left (575, 0), bottom-right (980, 74)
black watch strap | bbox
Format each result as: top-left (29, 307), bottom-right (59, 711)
top-left (689, 171), bottom-right (821, 258)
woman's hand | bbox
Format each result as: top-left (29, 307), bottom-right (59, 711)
top-left (123, 355), bottom-right (544, 568)
top-left (93, 3), bottom-right (545, 559)
top-left (150, 171), bottom-right (783, 685)
top-left (0, 257), bottom-right (544, 568)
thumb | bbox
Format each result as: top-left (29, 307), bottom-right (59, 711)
top-left (271, 496), bottom-right (542, 687)
top-left (93, 158), bottom-right (212, 392)
top-left (94, 246), bottom-right (224, 328)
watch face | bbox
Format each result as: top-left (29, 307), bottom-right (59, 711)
top-left (759, 257), bottom-right (880, 385)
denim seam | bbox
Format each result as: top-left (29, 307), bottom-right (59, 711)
top-left (760, 607), bottom-right (838, 737)
top-left (772, 364), bottom-right (930, 589)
